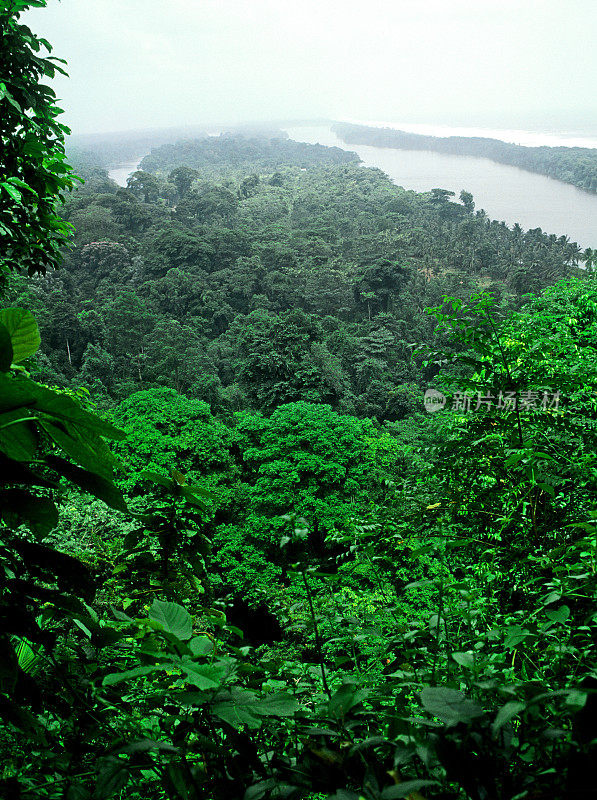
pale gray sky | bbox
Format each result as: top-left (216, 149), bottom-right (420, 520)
top-left (25, 0), bottom-right (597, 136)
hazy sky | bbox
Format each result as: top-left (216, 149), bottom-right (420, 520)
top-left (26, 0), bottom-right (597, 136)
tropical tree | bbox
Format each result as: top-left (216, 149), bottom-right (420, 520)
top-left (0, 0), bottom-right (78, 277)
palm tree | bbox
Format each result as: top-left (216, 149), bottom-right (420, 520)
top-left (567, 242), bottom-right (583, 266)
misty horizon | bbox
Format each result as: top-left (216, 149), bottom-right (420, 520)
top-left (25, 0), bottom-right (597, 138)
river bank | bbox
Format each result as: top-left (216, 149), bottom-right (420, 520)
top-left (286, 125), bottom-right (597, 248)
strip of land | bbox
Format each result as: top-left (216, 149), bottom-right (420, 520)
top-left (333, 122), bottom-right (597, 193)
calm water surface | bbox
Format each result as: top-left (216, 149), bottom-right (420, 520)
top-left (107, 158), bottom-right (144, 187)
top-left (286, 125), bottom-right (597, 249)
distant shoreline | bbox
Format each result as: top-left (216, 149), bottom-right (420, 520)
top-left (332, 122), bottom-right (597, 194)
top-left (339, 119), bottom-right (597, 150)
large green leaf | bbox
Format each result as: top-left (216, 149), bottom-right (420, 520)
top-left (180, 485), bottom-right (208, 509)
top-left (504, 625), bottom-right (532, 649)
top-left (0, 489), bottom-right (58, 538)
top-left (140, 470), bottom-right (175, 490)
top-left (46, 456), bottom-right (127, 511)
top-left (328, 682), bottom-right (369, 719)
top-left (0, 373), bottom-right (125, 440)
top-left (165, 764), bottom-right (192, 800)
top-left (116, 739), bottom-right (178, 755)
top-left (491, 701), bottom-right (526, 736)
top-left (102, 665), bottom-right (162, 687)
top-left (149, 600), bottom-right (193, 640)
top-left (31, 385), bottom-right (125, 440)
top-left (0, 410), bottom-right (36, 460)
top-left (188, 635), bottom-right (215, 656)
top-left (253, 692), bottom-right (298, 717)
top-left (545, 605), bottom-right (570, 624)
top-left (41, 420), bottom-right (117, 480)
top-left (452, 651), bottom-right (475, 668)
top-left (0, 323), bottom-right (13, 372)
top-left (381, 781), bottom-right (439, 799)
top-left (1, 182), bottom-right (22, 203)
top-left (182, 661), bottom-right (229, 690)
top-left (211, 688), bottom-right (262, 729)
top-left (0, 308), bottom-right (40, 363)
top-left (420, 687), bottom-right (483, 726)
top-left (0, 374), bottom-right (36, 413)
top-left (95, 757), bottom-right (128, 800)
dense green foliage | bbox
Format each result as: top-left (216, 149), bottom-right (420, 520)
top-left (4, 275), bottom-right (597, 800)
top-left (335, 122), bottom-right (597, 193)
top-left (0, 0), bottom-right (78, 276)
top-left (1, 7), bottom-right (597, 800)
top-left (140, 134), bottom-right (357, 178)
top-left (10, 133), bottom-right (583, 421)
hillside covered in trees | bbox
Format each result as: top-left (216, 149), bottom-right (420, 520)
top-left (334, 122), bottom-right (597, 193)
top-left (1, 4), bottom-right (597, 800)
top-left (10, 134), bottom-right (584, 420)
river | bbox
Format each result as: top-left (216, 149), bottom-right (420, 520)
top-left (106, 125), bottom-right (597, 249)
top-left (285, 125), bottom-right (597, 249)
top-left (107, 158), bottom-right (144, 187)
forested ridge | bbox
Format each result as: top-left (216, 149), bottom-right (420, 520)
top-left (334, 122), bottom-right (597, 194)
top-left (10, 134), bottom-right (585, 417)
top-left (1, 3), bottom-right (597, 800)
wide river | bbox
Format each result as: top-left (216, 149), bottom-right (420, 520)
top-left (107, 125), bottom-right (597, 249)
top-left (285, 125), bottom-right (597, 249)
